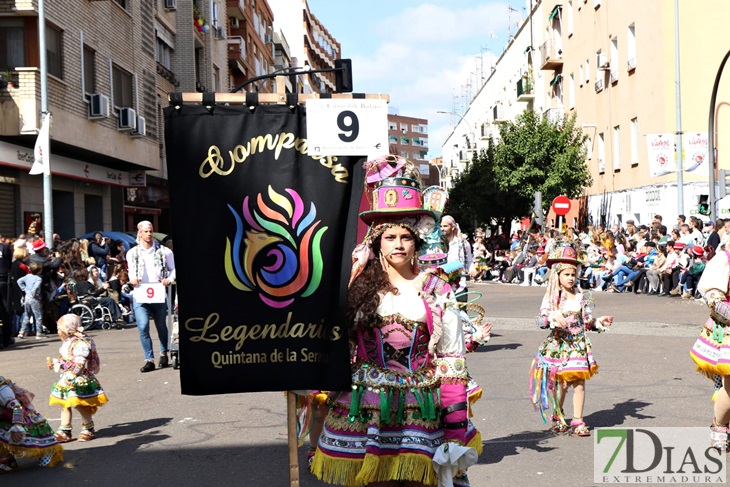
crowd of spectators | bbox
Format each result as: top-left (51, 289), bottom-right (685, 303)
top-left (0, 230), bottom-right (134, 348)
top-left (466, 214), bottom-right (724, 301)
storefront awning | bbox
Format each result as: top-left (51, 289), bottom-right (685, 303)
top-left (0, 141), bottom-right (146, 187)
top-left (550, 73), bottom-right (562, 86)
top-left (548, 4), bottom-right (562, 21)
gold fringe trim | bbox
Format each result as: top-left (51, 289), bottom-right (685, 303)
top-left (558, 365), bottom-right (597, 383)
top-left (690, 351), bottom-right (730, 379)
top-left (2, 443), bottom-right (64, 467)
top-left (312, 429), bottom-right (484, 486)
top-left (468, 388), bottom-right (482, 417)
top-left (50, 393), bottom-right (108, 411)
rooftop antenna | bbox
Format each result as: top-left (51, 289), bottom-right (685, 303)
top-left (508, 4), bottom-right (518, 38)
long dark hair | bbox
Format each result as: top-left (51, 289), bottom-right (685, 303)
top-left (347, 236), bottom-right (398, 329)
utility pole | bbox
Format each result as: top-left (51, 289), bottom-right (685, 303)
top-left (674, 0), bottom-right (684, 216)
top-left (39, 0), bottom-right (53, 244)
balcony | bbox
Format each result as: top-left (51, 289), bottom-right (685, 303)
top-left (543, 107), bottom-right (563, 126)
top-left (539, 40), bottom-right (563, 70)
top-left (517, 77), bottom-right (534, 102)
top-left (227, 37), bottom-right (246, 74)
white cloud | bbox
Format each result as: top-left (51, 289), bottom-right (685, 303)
top-left (344, 1), bottom-right (512, 158)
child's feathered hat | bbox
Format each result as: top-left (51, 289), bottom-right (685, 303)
top-left (546, 239), bottom-right (582, 268)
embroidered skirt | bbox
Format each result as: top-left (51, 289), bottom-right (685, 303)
top-left (49, 375), bottom-right (108, 413)
top-left (691, 317), bottom-right (730, 377)
top-left (0, 406), bottom-right (63, 466)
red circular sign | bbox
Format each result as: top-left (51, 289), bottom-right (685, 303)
top-left (551, 195), bottom-right (571, 216)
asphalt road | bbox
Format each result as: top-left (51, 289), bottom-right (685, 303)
top-left (1, 281), bottom-right (721, 487)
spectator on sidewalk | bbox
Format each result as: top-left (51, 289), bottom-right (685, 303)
top-left (440, 215), bottom-right (471, 302)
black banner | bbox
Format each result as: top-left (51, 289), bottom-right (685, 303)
top-left (164, 102), bottom-right (361, 395)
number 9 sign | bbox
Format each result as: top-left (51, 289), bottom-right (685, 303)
top-left (305, 98), bottom-right (388, 156)
top-left (133, 282), bottom-right (167, 304)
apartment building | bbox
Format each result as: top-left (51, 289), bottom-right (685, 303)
top-left (0, 0), bottom-right (343, 238)
top-left (268, 0), bottom-right (340, 94)
top-left (388, 112), bottom-right (433, 186)
top-left (443, 0), bottom-right (730, 228)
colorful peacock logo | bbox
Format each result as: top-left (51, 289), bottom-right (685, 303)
top-left (224, 186), bottom-right (328, 308)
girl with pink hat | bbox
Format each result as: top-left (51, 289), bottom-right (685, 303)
top-left (311, 156), bottom-right (481, 487)
top-left (529, 240), bottom-right (613, 437)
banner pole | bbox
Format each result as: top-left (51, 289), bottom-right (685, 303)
top-left (287, 391), bottom-right (300, 486)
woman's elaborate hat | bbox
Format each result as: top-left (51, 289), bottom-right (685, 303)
top-left (359, 176), bottom-right (435, 225)
top-left (546, 240), bottom-right (582, 268)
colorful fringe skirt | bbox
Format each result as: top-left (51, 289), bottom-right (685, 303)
top-left (529, 331), bottom-right (598, 423)
top-left (691, 317), bottom-right (730, 377)
top-left (50, 376), bottom-right (108, 413)
top-left (0, 408), bottom-right (63, 467)
top-left (311, 392), bottom-right (482, 486)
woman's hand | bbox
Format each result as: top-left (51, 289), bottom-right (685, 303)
top-left (10, 429), bottom-right (24, 443)
top-left (597, 316), bottom-right (613, 327)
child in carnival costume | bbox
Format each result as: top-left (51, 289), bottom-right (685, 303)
top-left (690, 248), bottom-right (730, 450)
top-left (311, 155), bottom-right (482, 487)
top-left (49, 313), bottom-right (108, 442)
top-left (0, 376), bottom-right (63, 472)
top-left (529, 240), bottom-right (613, 437)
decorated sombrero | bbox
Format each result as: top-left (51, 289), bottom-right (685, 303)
top-left (359, 176), bottom-right (436, 225)
top-left (546, 240), bottom-right (582, 268)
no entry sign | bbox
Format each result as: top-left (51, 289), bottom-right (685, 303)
top-left (551, 195), bottom-right (571, 216)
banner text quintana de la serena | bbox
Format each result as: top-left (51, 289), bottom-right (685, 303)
top-left (198, 132), bottom-right (349, 183)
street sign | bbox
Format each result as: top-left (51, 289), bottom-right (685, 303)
top-left (306, 98), bottom-right (388, 156)
top-left (551, 195), bottom-right (571, 216)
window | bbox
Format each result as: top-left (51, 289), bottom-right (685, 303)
top-left (400, 123), bottom-right (408, 132)
top-left (0, 19), bottom-right (24, 69)
top-left (610, 37), bottom-right (618, 82)
top-left (613, 125), bottom-right (621, 170)
top-left (567, 1), bottom-right (574, 35)
top-left (579, 64), bottom-right (584, 86)
top-left (46, 24), bottom-right (63, 78)
top-left (569, 73), bottom-right (575, 109)
top-left (411, 124), bottom-right (419, 132)
top-left (631, 117), bottom-right (639, 164)
top-left (627, 23), bottom-right (637, 70)
top-left (156, 37), bottom-right (172, 70)
top-left (213, 65), bottom-right (220, 92)
top-left (585, 58), bottom-right (590, 82)
top-left (113, 0), bottom-right (128, 9)
top-left (112, 64), bottom-right (134, 108)
top-left (389, 122), bottom-right (397, 130)
top-left (82, 45), bottom-right (95, 95)
top-left (595, 49), bottom-right (604, 79)
top-left (585, 136), bottom-right (593, 159)
top-left (598, 132), bottom-right (605, 172)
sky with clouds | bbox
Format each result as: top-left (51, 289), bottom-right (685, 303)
top-left (307, 0), bottom-right (522, 158)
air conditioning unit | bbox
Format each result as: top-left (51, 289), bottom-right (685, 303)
top-left (597, 53), bottom-right (609, 69)
top-left (610, 70), bottom-right (619, 83)
top-left (117, 107), bottom-right (137, 131)
top-left (595, 79), bottom-right (604, 92)
top-left (88, 93), bottom-right (109, 119)
top-left (627, 57), bottom-right (636, 71)
top-left (214, 26), bottom-right (226, 40)
top-left (598, 158), bottom-right (605, 173)
top-left (129, 116), bottom-right (146, 137)
top-left (164, 0), bottom-right (176, 9)
top-left (230, 17), bottom-right (240, 29)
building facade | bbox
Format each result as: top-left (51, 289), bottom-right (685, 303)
top-left (387, 111), bottom-right (432, 185)
top-left (0, 0), bottom-right (342, 239)
top-left (442, 0), bottom-right (730, 229)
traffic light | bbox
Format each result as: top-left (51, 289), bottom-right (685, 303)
top-left (698, 194), bottom-right (710, 216)
top-left (533, 191), bottom-right (544, 228)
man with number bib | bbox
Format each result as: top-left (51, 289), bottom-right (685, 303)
top-left (127, 221), bottom-right (176, 373)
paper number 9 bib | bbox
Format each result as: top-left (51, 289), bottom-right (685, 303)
top-left (133, 282), bottom-right (167, 304)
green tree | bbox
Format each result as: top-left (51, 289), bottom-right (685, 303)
top-left (448, 110), bottom-right (592, 230)
top-left (494, 110), bottom-right (592, 215)
top-left (448, 138), bottom-right (516, 235)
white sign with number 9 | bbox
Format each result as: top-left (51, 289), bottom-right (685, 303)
top-left (133, 282), bottom-right (167, 304)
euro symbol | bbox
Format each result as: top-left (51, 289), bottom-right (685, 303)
top-left (375, 143), bottom-right (382, 149)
